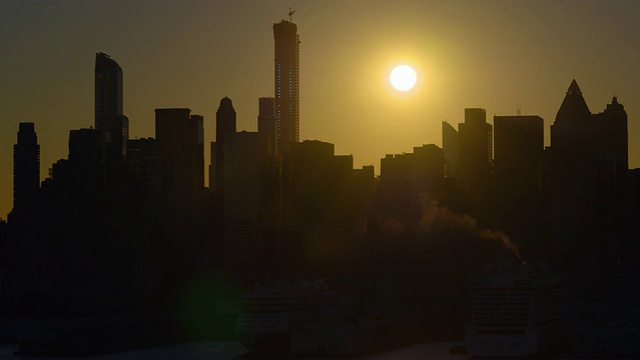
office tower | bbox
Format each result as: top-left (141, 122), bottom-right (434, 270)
top-left (593, 95), bottom-right (628, 191)
top-left (95, 52), bottom-right (128, 164)
top-left (155, 108), bottom-right (204, 195)
top-left (378, 144), bottom-right (445, 221)
top-left (220, 130), bottom-right (277, 277)
top-left (493, 115), bottom-right (544, 193)
top-left (211, 97), bottom-right (236, 196)
top-left (457, 108), bottom-right (493, 194)
top-left (547, 80), bottom-right (628, 267)
top-left (273, 19), bottom-right (300, 156)
top-left (216, 97), bottom-right (237, 139)
top-left (549, 80), bottom-right (627, 193)
top-left (222, 131), bottom-right (263, 220)
top-left (258, 97), bottom-right (278, 157)
top-left (13, 122), bottom-right (40, 211)
top-left (68, 128), bottom-right (105, 185)
top-left (288, 140), bottom-right (363, 223)
top-left (442, 121), bottom-right (459, 178)
top-left (69, 129), bottom-right (104, 164)
top-left (128, 138), bottom-right (163, 196)
top-left (380, 144), bottom-right (445, 184)
top-left (549, 80), bottom-right (594, 190)
top-left (257, 97), bottom-right (282, 223)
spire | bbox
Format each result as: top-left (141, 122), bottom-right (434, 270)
top-left (219, 96), bottom-right (233, 109)
top-left (555, 79), bottom-right (591, 124)
top-left (216, 96), bottom-right (236, 136)
top-left (567, 79), bottom-right (581, 95)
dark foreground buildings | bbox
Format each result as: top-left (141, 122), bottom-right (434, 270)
top-left (155, 108), bottom-right (205, 196)
top-left (1, 12), bottom-right (639, 355)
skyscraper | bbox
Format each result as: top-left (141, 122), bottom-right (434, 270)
top-left (95, 52), bottom-right (127, 164)
top-left (547, 80), bottom-right (628, 266)
top-left (258, 97), bottom-right (277, 157)
top-left (457, 108), bottom-right (493, 194)
top-left (493, 115), bottom-right (544, 193)
top-left (442, 121), bottom-right (459, 178)
top-left (273, 18), bottom-right (300, 156)
top-left (13, 122), bottom-right (40, 212)
top-left (211, 97), bottom-right (237, 197)
top-left (155, 108), bottom-right (204, 195)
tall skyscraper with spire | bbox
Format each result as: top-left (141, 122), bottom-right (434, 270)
top-left (212, 97), bottom-right (237, 198)
top-left (547, 79), bottom-right (628, 267)
top-left (13, 122), bottom-right (40, 212)
top-left (273, 14), bottom-right (300, 156)
top-left (95, 52), bottom-right (128, 164)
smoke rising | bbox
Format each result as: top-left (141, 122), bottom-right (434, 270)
top-left (419, 192), bottom-right (520, 259)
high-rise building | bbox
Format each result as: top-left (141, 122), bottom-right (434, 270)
top-left (128, 138), bottom-right (163, 197)
top-left (220, 129), bottom-right (279, 278)
top-left (549, 80), bottom-right (627, 193)
top-left (493, 115), bottom-right (544, 193)
top-left (13, 122), bottom-right (40, 212)
top-left (257, 97), bottom-right (282, 223)
top-left (222, 131), bottom-right (263, 221)
top-left (211, 97), bottom-right (237, 196)
top-left (155, 108), bottom-right (204, 195)
top-left (593, 96), bottom-right (628, 191)
top-left (547, 79), bottom-right (628, 267)
top-left (258, 97), bottom-right (278, 157)
top-left (288, 140), bottom-right (367, 223)
top-left (273, 19), bottom-right (300, 156)
top-left (442, 121), bottom-right (459, 178)
top-left (457, 108), bottom-right (493, 194)
top-left (95, 52), bottom-right (128, 164)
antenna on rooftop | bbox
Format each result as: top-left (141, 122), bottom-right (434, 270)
top-left (517, 106), bottom-right (521, 116)
top-left (288, 7), bottom-right (296, 22)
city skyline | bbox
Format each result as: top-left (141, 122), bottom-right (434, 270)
top-left (2, 0), bottom-right (640, 217)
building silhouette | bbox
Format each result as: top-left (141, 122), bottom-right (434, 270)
top-left (549, 80), bottom-right (627, 207)
top-left (494, 115), bottom-right (544, 194)
top-left (257, 97), bottom-right (282, 224)
top-left (12, 122), bottom-right (40, 213)
top-left (155, 108), bottom-right (204, 196)
top-left (456, 108), bottom-right (493, 208)
top-left (258, 97), bottom-right (278, 158)
top-left (377, 144), bottom-right (445, 223)
top-left (288, 140), bottom-right (371, 225)
top-left (220, 131), bottom-right (266, 276)
top-left (95, 52), bottom-right (128, 165)
top-left (222, 131), bottom-right (265, 221)
top-left (128, 138), bottom-right (163, 197)
top-left (273, 19), bottom-right (300, 156)
top-left (547, 80), bottom-right (628, 269)
top-left (593, 95), bottom-right (628, 192)
top-left (219, 113), bottom-right (280, 279)
top-left (493, 115), bottom-right (544, 258)
top-left (211, 97), bottom-right (237, 197)
top-left (48, 128), bottom-right (104, 188)
top-left (442, 121), bottom-right (459, 178)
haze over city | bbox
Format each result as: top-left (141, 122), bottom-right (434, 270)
top-left (2, 0), bottom-right (640, 217)
top-left (4, 0), bottom-right (640, 358)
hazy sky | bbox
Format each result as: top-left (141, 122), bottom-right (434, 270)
top-left (1, 0), bottom-right (639, 217)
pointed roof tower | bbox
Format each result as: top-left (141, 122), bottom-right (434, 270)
top-left (555, 79), bottom-right (591, 124)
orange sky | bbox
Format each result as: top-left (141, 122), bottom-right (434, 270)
top-left (2, 0), bottom-right (640, 218)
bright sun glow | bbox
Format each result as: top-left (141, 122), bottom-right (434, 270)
top-left (389, 65), bottom-right (417, 91)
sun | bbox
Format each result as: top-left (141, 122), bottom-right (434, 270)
top-left (389, 65), bottom-right (417, 92)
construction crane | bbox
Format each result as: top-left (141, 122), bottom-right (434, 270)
top-left (288, 7), bottom-right (296, 22)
